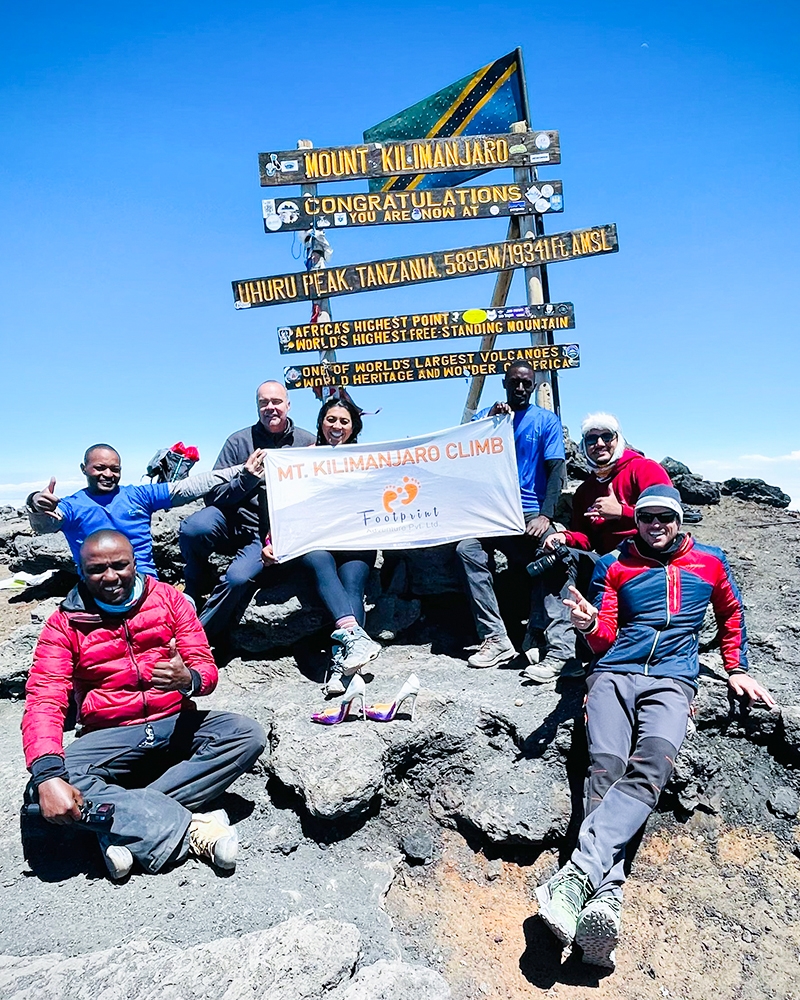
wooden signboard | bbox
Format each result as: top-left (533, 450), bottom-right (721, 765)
top-left (278, 303), bottom-right (575, 354)
top-left (284, 344), bottom-right (580, 390)
top-left (258, 132), bottom-right (560, 187)
top-left (234, 225), bottom-right (617, 309)
top-left (262, 181), bottom-right (563, 233)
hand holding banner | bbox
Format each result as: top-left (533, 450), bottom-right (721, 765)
top-left (263, 417), bottom-right (524, 562)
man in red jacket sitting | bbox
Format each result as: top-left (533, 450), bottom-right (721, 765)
top-left (22, 529), bottom-right (266, 881)
top-left (524, 413), bottom-right (673, 683)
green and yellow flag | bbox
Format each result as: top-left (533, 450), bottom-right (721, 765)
top-left (364, 49), bottom-right (528, 192)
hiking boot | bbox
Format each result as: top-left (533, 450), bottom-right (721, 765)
top-left (535, 862), bottom-right (594, 945)
top-left (522, 657), bottom-right (584, 684)
top-left (189, 809), bottom-right (238, 870)
top-left (576, 893), bottom-right (622, 969)
top-left (331, 624), bottom-right (382, 676)
top-left (467, 634), bottom-right (516, 668)
top-left (100, 841), bottom-right (134, 880)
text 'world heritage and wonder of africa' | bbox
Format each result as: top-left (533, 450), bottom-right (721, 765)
top-left (283, 345), bottom-right (580, 389)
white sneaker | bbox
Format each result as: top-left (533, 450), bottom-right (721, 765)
top-left (101, 842), bottom-right (134, 880)
top-left (467, 634), bottom-right (516, 668)
top-left (331, 624), bottom-right (382, 676)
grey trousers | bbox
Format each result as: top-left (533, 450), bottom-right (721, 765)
top-left (455, 526), bottom-right (575, 660)
top-left (571, 671), bottom-right (693, 896)
top-left (65, 710), bottom-right (266, 873)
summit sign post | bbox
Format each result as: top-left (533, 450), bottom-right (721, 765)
top-left (233, 226), bottom-right (617, 308)
top-left (258, 132), bottom-right (560, 186)
top-left (232, 48), bottom-right (619, 418)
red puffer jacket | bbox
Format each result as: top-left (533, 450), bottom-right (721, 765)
top-left (22, 577), bottom-right (218, 767)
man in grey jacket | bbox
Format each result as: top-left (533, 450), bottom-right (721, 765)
top-left (179, 381), bottom-right (315, 642)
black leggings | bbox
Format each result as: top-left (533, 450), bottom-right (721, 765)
top-left (301, 550), bottom-right (375, 625)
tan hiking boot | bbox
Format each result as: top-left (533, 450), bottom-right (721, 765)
top-left (189, 809), bottom-right (238, 870)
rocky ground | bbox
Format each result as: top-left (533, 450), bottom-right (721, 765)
top-left (0, 486), bottom-right (798, 999)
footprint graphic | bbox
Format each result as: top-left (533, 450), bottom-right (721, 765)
top-left (400, 477), bottom-right (420, 505)
top-left (382, 487), bottom-right (401, 514)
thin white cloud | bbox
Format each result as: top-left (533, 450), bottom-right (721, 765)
top-left (0, 480), bottom-right (84, 507)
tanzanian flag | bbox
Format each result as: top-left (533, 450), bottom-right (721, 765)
top-left (364, 49), bottom-right (528, 192)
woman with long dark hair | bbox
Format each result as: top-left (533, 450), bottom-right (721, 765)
top-left (303, 395), bottom-right (380, 695)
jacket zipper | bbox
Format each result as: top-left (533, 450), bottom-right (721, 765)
top-left (123, 620), bottom-right (149, 719)
top-left (643, 564), bottom-right (671, 675)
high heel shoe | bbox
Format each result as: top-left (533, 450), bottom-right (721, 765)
top-left (364, 674), bottom-right (420, 722)
top-left (311, 674), bottom-right (366, 725)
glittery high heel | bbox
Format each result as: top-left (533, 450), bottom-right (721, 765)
top-left (311, 673), bottom-right (366, 725)
top-left (364, 674), bottom-right (420, 722)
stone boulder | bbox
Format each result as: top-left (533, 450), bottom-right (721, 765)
top-left (336, 959), bottom-right (451, 999)
top-left (672, 474), bottom-right (721, 505)
top-left (722, 478), bottom-right (792, 508)
top-left (11, 533), bottom-right (74, 573)
top-left (0, 598), bottom-right (61, 696)
top-left (661, 456), bottom-right (693, 479)
top-left (234, 577), bottom-right (328, 653)
top-left (269, 704), bottom-right (387, 818)
top-left (0, 917), bottom-right (366, 999)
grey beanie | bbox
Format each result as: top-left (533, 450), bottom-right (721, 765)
top-left (635, 484), bottom-right (684, 524)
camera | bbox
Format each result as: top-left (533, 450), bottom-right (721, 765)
top-left (21, 800), bottom-right (115, 827)
top-left (526, 542), bottom-right (571, 578)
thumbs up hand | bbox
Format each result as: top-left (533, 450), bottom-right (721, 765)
top-left (151, 637), bottom-right (192, 690)
top-left (587, 483), bottom-right (623, 521)
top-left (32, 477), bottom-right (63, 519)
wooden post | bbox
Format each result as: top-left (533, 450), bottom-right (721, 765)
top-left (460, 216), bottom-right (518, 422)
top-left (514, 48), bottom-right (559, 414)
top-left (298, 139), bottom-right (335, 368)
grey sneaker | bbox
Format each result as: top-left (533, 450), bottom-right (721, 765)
top-left (100, 841), bottom-right (134, 880)
top-left (522, 657), bottom-right (583, 684)
top-left (535, 862), bottom-right (594, 945)
top-left (332, 624), bottom-right (382, 676)
top-left (467, 634), bottom-right (516, 668)
top-left (324, 671), bottom-right (346, 697)
top-left (324, 645), bottom-right (346, 697)
top-left (576, 893), bottom-right (622, 969)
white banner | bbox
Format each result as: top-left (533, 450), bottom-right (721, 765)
top-left (264, 416), bottom-right (524, 561)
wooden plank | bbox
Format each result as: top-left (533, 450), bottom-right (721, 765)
top-left (277, 303), bottom-right (575, 354)
top-left (261, 181), bottom-right (563, 233)
top-left (258, 132), bottom-right (560, 187)
top-left (284, 344), bottom-right (580, 390)
top-left (233, 224), bottom-right (618, 309)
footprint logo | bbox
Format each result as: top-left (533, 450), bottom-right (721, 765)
top-left (382, 477), bottom-right (421, 513)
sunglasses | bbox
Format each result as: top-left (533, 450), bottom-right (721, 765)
top-left (584, 431), bottom-right (616, 447)
top-left (637, 511), bottom-right (679, 524)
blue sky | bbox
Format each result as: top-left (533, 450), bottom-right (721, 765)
top-left (1, 2), bottom-right (798, 506)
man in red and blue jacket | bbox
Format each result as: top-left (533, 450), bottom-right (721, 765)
top-left (534, 485), bottom-right (775, 970)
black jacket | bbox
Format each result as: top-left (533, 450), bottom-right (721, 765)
top-left (205, 418), bottom-right (315, 537)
